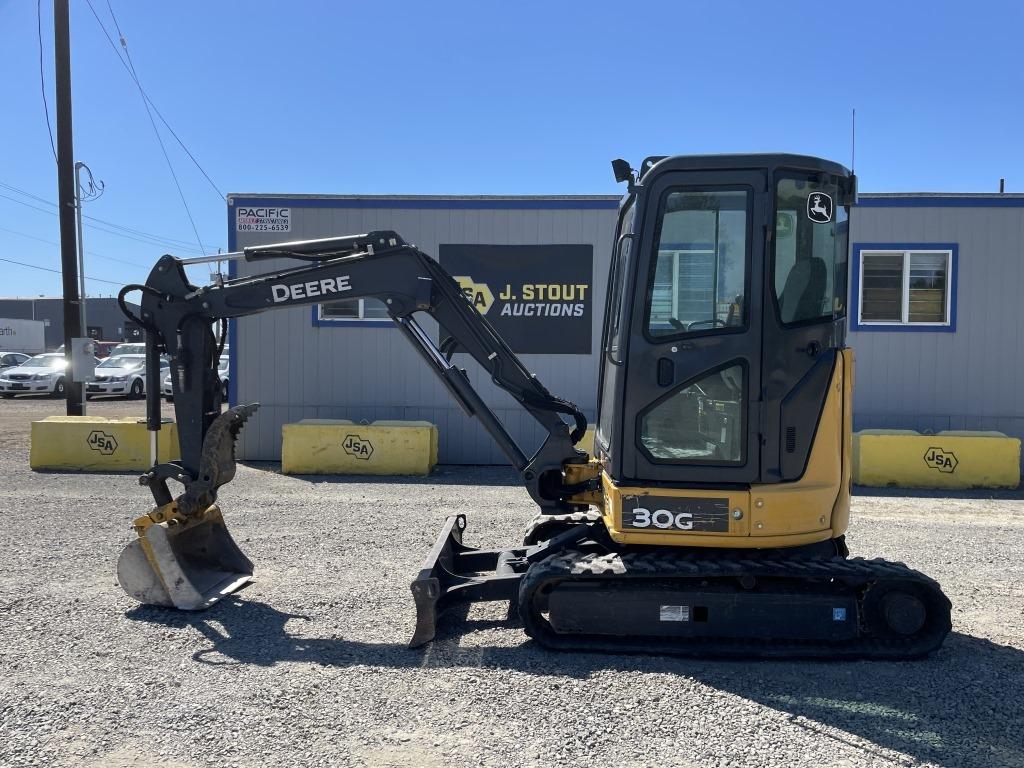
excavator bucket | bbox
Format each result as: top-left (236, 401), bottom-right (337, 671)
top-left (118, 405), bottom-right (259, 610)
top-left (117, 504), bottom-right (253, 610)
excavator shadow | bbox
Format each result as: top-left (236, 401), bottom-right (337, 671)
top-left (241, 461), bottom-right (522, 488)
top-left (126, 599), bottom-right (1024, 767)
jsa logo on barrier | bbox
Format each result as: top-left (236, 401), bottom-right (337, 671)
top-left (343, 434), bottom-right (374, 460)
top-left (86, 430), bottom-right (118, 455)
top-left (271, 276), bottom-right (352, 303)
top-left (924, 447), bottom-right (958, 473)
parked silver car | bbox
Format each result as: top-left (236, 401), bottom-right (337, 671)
top-left (0, 352), bottom-right (81, 398)
top-left (87, 354), bottom-right (169, 399)
top-left (162, 355), bottom-right (229, 401)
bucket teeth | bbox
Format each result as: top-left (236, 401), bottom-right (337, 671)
top-left (177, 403), bottom-right (259, 516)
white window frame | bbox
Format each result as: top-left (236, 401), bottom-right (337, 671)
top-left (651, 248), bottom-right (717, 325)
top-left (858, 249), bottom-right (952, 327)
top-left (317, 298), bottom-right (391, 323)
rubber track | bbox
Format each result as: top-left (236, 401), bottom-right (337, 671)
top-left (522, 511), bottom-right (603, 545)
top-left (519, 550), bottom-right (952, 659)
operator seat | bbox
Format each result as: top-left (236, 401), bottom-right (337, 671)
top-left (779, 257), bottom-right (826, 323)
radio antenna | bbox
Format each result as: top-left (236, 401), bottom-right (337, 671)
top-left (851, 108), bottom-right (857, 173)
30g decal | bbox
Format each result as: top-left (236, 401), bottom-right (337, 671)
top-left (621, 495), bottom-right (730, 533)
top-left (630, 507), bottom-right (694, 530)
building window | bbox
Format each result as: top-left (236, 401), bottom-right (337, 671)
top-left (645, 188), bottom-right (750, 337)
top-left (317, 298), bottom-right (391, 323)
top-left (852, 244), bottom-right (957, 331)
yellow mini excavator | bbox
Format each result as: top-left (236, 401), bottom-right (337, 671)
top-left (116, 154), bottom-right (951, 658)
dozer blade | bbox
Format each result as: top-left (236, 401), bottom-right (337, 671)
top-left (117, 504), bottom-right (253, 610)
top-left (409, 514), bottom-right (525, 647)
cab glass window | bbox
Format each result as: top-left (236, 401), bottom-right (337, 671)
top-left (646, 189), bottom-right (749, 337)
top-left (640, 364), bottom-right (745, 463)
top-left (598, 199), bottom-right (636, 446)
top-left (606, 200), bottom-right (636, 363)
top-left (773, 176), bottom-right (848, 324)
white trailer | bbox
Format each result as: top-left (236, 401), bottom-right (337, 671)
top-left (0, 318), bottom-right (46, 354)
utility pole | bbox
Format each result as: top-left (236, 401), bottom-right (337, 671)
top-left (53, 0), bottom-right (84, 415)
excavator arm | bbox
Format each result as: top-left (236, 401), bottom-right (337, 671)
top-left (116, 232), bottom-right (596, 638)
top-left (126, 231), bottom-right (588, 515)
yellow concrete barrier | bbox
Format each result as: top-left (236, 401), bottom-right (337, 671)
top-left (30, 416), bottom-right (179, 472)
top-left (854, 429), bottom-right (1020, 489)
top-left (281, 419), bottom-right (438, 476)
top-left (576, 425), bottom-right (596, 456)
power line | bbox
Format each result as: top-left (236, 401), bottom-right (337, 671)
top-left (36, 0), bottom-right (57, 163)
top-left (105, 0), bottom-right (225, 202)
top-left (0, 180), bottom-right (215, 252)
top-left (0, 190), bottom-right (210, 255)
top-left (85, 1), bottom-right (225, 207)
top-left (0, 255), bottom-right (122, 287)
top-left (0, 180), bottom-right (208, 249)
top-left (84, 0), bottom-right (207, 256)
top-left (0, 225), bottom-right (143, 268)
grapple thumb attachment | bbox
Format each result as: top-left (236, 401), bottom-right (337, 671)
top-left (117, 404), bottom-right (259, 610)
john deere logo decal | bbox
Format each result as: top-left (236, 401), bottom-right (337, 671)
top-left (807, 192), bottom-right (833, 223)
top-left (923, 447), bottom-right (958, 473)
top-left (87, 430), bottom-right (118, 455)
top-left (343, 434), bottom-right (374, 460)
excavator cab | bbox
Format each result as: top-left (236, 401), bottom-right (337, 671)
top-left (598, 154), bottom-right (851, 488)
top-left (116, 154), bottom-right (951, 659)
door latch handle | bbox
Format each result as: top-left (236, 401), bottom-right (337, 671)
top-left (806, 341), bottom-right (822, 357)
top-left (657, 357), bottom-right (674, 387)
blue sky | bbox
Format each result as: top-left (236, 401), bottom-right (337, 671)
top-left (1, 0), bottom-right (1022, 296)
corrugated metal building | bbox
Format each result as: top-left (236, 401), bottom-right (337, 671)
top-left (849, 193), bottom-right (1024, 444)
top-left (0, 297), bottom-right (141, 349)
top-left (230, 191), bottom-right (1024, 467)
top-left (229, 195), bottom-right (619, 463)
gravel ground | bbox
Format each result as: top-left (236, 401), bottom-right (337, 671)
top-left (1, 396), bottom-right (1023, 768)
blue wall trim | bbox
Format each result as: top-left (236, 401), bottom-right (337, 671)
top-left (849, 242), bottom-right (958, 333)
top-left (857, 196), bottom-right (1024, 208)
top-left (311, 305), bottom-right (392, 328)
top-left (228, 197), bottom-right (620, 211)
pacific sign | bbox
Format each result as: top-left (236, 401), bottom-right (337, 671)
top-left (236, 207), bottom-right (291, 233)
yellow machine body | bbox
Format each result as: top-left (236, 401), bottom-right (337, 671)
top-left (571, 349), bottom-right (854, 549)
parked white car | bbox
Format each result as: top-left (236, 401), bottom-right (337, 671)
top-left (0, 352), bottom-right (31, 372)
top-left (0, 352), bottom-right (77, 398)
top-left (108, 342), bottom-right (146, 357)
top-left (162, 355), bottom-right (229, 401)
top-left (87, 354), bottom-right (169, 399)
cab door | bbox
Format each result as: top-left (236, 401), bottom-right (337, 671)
top-left (618, 169), bottom-right (766, 484)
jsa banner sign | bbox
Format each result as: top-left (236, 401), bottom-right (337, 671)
top-left (440, 244), bottom-right (593, 354)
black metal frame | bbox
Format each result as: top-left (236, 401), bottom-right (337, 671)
top-left (408, 514), bottom-right (597, 646)
top-left (121, 232), bottom-right (589, 516)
